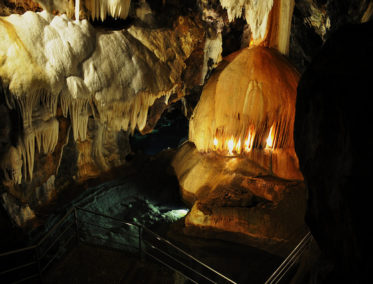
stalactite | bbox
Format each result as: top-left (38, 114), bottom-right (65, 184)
top-left (61, 76), bottom-right (91, 141)
top-left (75, 0), bottom-right (80, 21)
top-left (92, 120), bottom-right (109, 171)
top-left (19, 130), bottom-right (35, 181)
top-left (265, 0), bottom-right (294, 55)
top-left (70, 99), bottom-right (89, 141)
top-left (1, 11), bottom-right (201, 182)
top-left (201, 33), bottom-right (223, 85)
top-left (219, 0), bottom-right (294, 55)
top-left (85, 0), bottom-right (131, 21)
top-left (34, 118), bottom-right (59, 154)
top-left (220, 0), bottom-right (274, 43)
top-left (10, 91), bottom-right (60, 181)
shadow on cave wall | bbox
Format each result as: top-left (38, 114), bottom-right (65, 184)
top-left (130, 101), bottom-right (189, 156)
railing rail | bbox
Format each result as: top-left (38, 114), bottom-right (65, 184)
top-left (264, 231), bottom-right (313, 284)
top-left (141, 226), bottom-right (236, 283)
top-left (1, 204), bottom-right (311, 284)
top-left (0, 205), bottom-right (237, 283)
top-left (75, 206), bottom-right (236, 283)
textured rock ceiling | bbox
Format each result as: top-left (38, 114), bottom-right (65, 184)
top-left (0, 6), bottom-right (204, 183)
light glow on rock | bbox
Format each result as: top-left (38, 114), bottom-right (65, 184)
top-left (213, 137), bottom-right (218, 149)
top-left (235, 138), bottom-right (241, 154)
top-left (227, 137), bottom-right (234, 155)
top-left (244, 129), bottom-right (255, 152)
top-left (208, 124), bottom-right (279, 156)
top-left (266, 124), bottom-right (275, 149)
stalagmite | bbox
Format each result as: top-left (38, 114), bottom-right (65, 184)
top-left (186, 0), bottom-right (301, 179)
top-left (189, 46), bottom-right (299, 166)
top-left (172, 0), bottom-right (304, 247)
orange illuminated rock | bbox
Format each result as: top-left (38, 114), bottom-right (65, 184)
top-left (173, 14), bottom-right (305, 246)
top-left (189, 46), bottom-right (303, 180)
top-left (172, 142), bottom-right (271, 206)
top-left (173, 142), bottom-right (307, 249)
top-left (173, 144), bottom-right (306, 252)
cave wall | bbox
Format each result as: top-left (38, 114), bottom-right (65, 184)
top-left (294, 21), bottom-right (373, 283)
top-left (0, 0), bottom-right (208, 225)
top-left (289, 0), bottom-right (373, 72)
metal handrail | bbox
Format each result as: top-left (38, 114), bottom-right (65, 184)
top-left (79, 233), bottom-right (138, 251)
top-left (0, 261), bottom-right (37, 276)
top-left (38, 221), bottom-right (74, 260)
top-left (0, 208), bottom-right (75, 283)
top-left (1, 205), bottom-right (237, 284)
top-left (36, 207), bottom-right (74, 246)
top-left (264, 231), bottom-right (313, 284)
top-left (142, 226), bottom-right (236, 283)
top-left (76, 206), bottom-right (136, 228)
top-left (77, 207), bottom-right (236, 283)
top-left (143, 250), bottom-right (198, 284)
top-left (11, 273), bottom-right (39, 284)
top-left (41, 234), bottom-right (76, 274)
top-left (143, 239), bottom-right (216, 283)
top-left (0, 245), bottom-right (36, 258)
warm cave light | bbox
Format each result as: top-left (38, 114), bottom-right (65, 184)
top-left (236, 139), bottom-right (241, 154)
top-left (249, 38), bottom-right (254, 46)
top-left (244, 131), bottom-right (255, 152)
top-left (227, 137), bottom-right (235, 155)
top-left (266, 125), bottom-right (275, 149)
top-left (213, 137), bottom-right (218, 150)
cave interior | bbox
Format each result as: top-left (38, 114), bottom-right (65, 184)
top-left (0, 0), bottom-right (372, 283)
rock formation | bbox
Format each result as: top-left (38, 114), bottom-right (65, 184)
top-left (289, 0), bottom-right (373, 72)
top-left (0, 1), bottom-right (206, 225)
top-left (0, 6), bottom-right (372, 283)
top-left (173, 0), bottom-right (306, 251)
top-left (173, 142), bottom-right (306, 253)
top-left (188, 46), bottom-right (302, 180)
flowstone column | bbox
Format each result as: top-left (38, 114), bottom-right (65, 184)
top-left (172, 0), bottom-right (307, 253)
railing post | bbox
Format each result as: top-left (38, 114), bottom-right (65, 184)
top-left (74, 207), bottom-right (80, 244)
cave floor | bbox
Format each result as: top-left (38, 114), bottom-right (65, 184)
top-left (41, 243), bottom-right (175, 284)
top-left (166, 220), bottom-right (289, 284)
top-left (2, 150), bottom-right (306, 283)
top-left (39, 230), bottom-right (286, 284)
